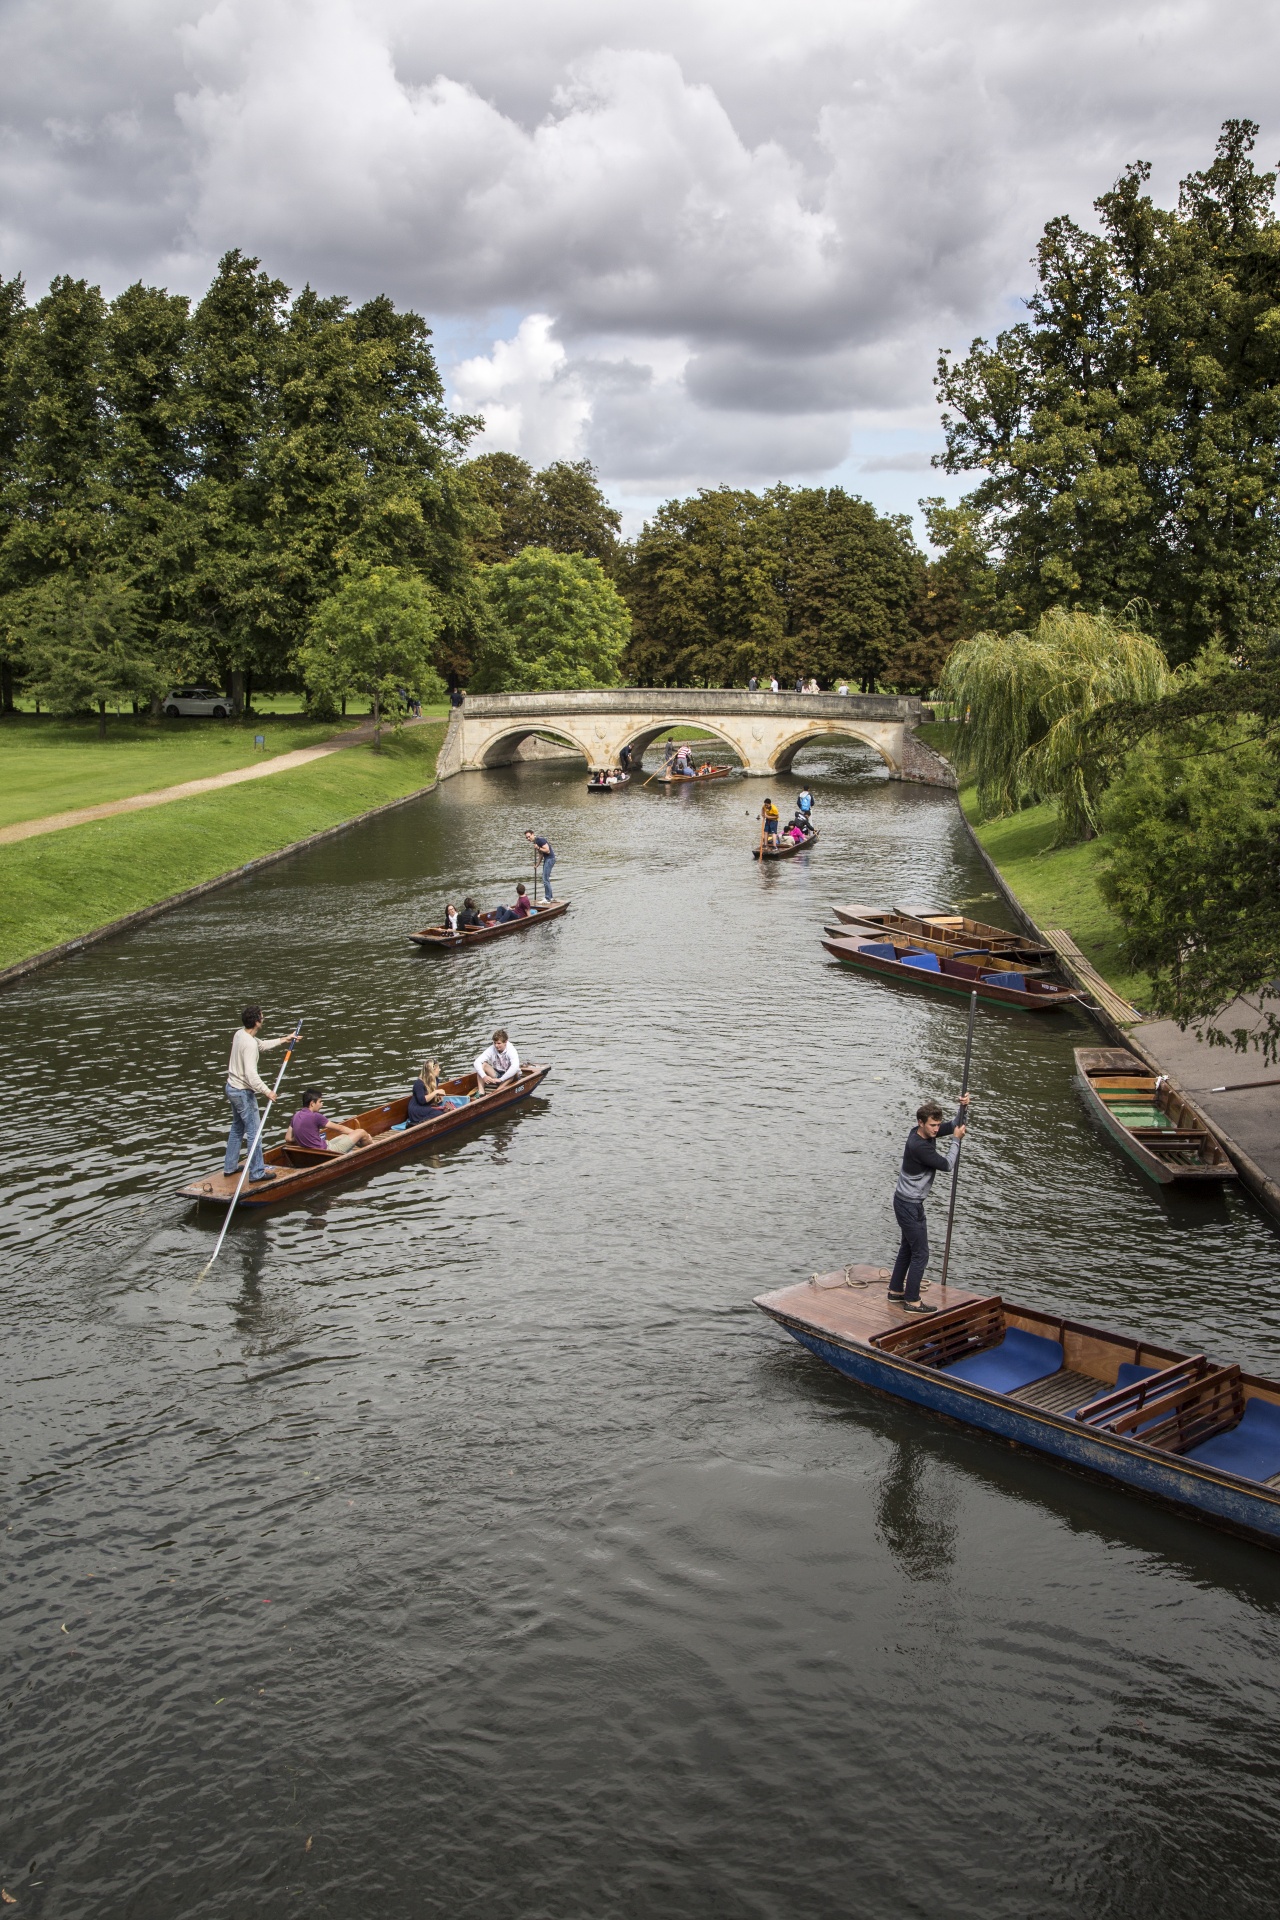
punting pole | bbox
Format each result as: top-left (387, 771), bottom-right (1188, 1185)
top-left (195, 1018), bottom-right (303, 1288)
top-left (937, 989), bottom-right (978, 1291)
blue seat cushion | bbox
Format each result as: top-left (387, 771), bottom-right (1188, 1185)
top-left (942, 1326), bottom-right (1063, 1394)
top-left (1079, 1362), bottom-right (1163, 1431)
top-left (1185, 1397), bottom-right (1280, 1482)
top-left (901, 950), bottom-right (942, 972)
top-left (858, 941), bottom-right (898, 959)
top-left (984, 970), bottom-right (1025, 991)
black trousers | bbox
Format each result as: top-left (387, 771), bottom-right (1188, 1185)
top-left (889, 1196), bottom-right (929, 1300)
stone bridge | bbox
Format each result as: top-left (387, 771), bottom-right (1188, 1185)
top-left (435, 689), bottom-right (954, 784)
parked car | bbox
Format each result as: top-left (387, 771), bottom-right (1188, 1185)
top-left (163, 687), bottom-right (231, 718)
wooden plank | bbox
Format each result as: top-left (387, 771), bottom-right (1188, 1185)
top-left (1043, 928), bottom-right (1143, 1025)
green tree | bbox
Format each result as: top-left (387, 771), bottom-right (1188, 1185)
top-left (0, 272), bottom-right (30, 710)
top-left (22, 575), bottom-right (165, 735)
top-left (940, 607), bottom-right (1171, 838)
top-left (297, 567), bottom-right (444, 746)
top-left (769, 485), bottom-right (922, 689)
top-left (937, 121), bottom-right (1280, 662)
top-left (472, 548), bottom-right (629, 691)
top-left (463, 453), bottom-right (620, 570)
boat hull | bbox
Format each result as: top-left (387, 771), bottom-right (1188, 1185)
top-left (759, 1295), bottom-right (1280, 1549)
top-left (755, 828), bottom-right (818, 860)
top-left (822, 936), bottom-right (1076, 1013)
top-left (1073, 1047), bottom-right (1236, 1185)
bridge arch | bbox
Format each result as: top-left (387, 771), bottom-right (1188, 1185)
top-left (618, 718), bottom-right (744, 765)
top-left (475, 723), bottom-right (591, 768)
top-left (770, 722), bottom-right (899, 774)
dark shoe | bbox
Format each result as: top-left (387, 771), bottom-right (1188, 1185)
top-left (902, 1299), bottom-right (936, 1315)
top-left (886, 1290), bottom-right (905, 1303)
top-left (248, 1171), bottom-right (279, 1184)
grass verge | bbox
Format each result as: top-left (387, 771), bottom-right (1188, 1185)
top-left (914, 722), bottom-right (1150, 1010)
top-left (0, 708), bottom-right (450, 828)
top-left (0, 723), bottom-right (445, 971)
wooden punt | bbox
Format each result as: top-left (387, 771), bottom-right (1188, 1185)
top-left (586, 772), bottom-right (629, 791)
top-left (821, 926), bottom-right (1077, 1012)
top-left (408, 898), bottom-right (569, 948)
top-left (756, 1270), bottom-right (1280, 1550)
top-left (179, 1065), bottom-right (550, 1208)
top-left (655, 764), bottom-right (738, 785)
top-left (1075, 1046), bottom-right (1236, 1185)
top-left (831, 903), bottom-right (1052, 963)
top-left (755, 827), bottom-right (819, 861)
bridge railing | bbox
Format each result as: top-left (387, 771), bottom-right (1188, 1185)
top-left (458, 688), bottom-right (927, 722)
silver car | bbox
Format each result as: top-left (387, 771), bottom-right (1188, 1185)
top-left (163, 687), bottom-right (231, 718)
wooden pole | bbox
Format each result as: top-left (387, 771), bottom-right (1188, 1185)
top-left (196, 1019), bottom-right (303, 1288)
top-left (937, 990), bottom-right (977, 1291)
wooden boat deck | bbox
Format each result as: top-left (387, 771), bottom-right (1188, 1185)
top-left (1045, 928), bottom-right (1144, 1025)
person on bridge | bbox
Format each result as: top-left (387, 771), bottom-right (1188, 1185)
top-left (794, 675), bottom-right (804, 693)
top-left (887, 1096), bottom-right (970, 1313)
top-left (769, 675), bottom-right (779, 693)
top-left (525, 830), bottom-right (556, 899)
top-left (748, 675), bottom-right (759, 692)
top-left (475, 1029), bottom-right (521, 1096)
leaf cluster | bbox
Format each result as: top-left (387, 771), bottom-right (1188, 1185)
top-left (470, 548), bottom-right (630, 692)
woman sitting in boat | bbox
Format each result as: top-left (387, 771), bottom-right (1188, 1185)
top-left (458, 897), bottom-right (487, 931)
top-left (286, 1089), bottom-right (373, 1155)
top-left (407, 1060), bottom-right (448, 1125)
top-left (444, 902), bottom-right (459, 932)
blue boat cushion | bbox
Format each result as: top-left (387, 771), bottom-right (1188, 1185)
top-left (1185, 1396), bottom-right (1280, 1482)
top-left (1116, 1363), bottom-right (1159, 1391)
top-left (983, 971), bottom-right (1025, 991)
top-left (942, 1326), bottom-right (1063, 1394)
top-left (901, 950), bottom-right (941, 972)
top-left (858, 941), bottom-right (898, 959)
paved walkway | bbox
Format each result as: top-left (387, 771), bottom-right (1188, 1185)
top-left (0, 718), bottom-right (430, 846)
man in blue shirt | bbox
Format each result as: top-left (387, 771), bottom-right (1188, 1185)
top-left (525, 830), bottom-right (556, 900)
top-left (888, 1096), bottom-right (970, 1313)
top-left (796, 786), bottom-right (814, 826)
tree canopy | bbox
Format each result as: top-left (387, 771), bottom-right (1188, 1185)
top-left (464, 453), bottom-right (621, 569)
top-left (471, 548), bottom-right (629, 692)
top-left (936, 120), bottom-right (1280, 662)
top-left (298, 567), bottom-right (445, 745)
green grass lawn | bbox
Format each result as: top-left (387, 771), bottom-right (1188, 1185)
top-left (0, 708), bottom-right (450, 828)
top-left (0, 722), bottom-right (446, 970)
top-left (913, 721), bottom-right (1149, 1009)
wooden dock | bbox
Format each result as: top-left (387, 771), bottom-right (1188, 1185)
top-left (1042, 928), bottom-right (1143, 1026)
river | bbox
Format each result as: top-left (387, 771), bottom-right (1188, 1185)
top-left (4, 744), bottom-right (1280, 1919)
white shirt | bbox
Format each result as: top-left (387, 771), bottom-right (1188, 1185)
top-left (474, 1041), bottom-right (520, 1085)
top-left (226, 1027), bottom-right (278, 1097)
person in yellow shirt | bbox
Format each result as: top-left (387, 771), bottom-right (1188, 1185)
top-left (759, 798), bottom-right (780, 847)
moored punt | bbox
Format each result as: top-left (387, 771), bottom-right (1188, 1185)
top-left (408, 899), bottom-right (569, 948)
top-left (821, 927), bottom-right (1077, 1012)
top-left (179, 1065), bottom-right (550, 1208)
top-left (755, 827), bottom-right (818, 861)
top-left (831, 903), bottom-right (1052, 964)
top-left (755, 1270), bottom-right (1280, 1549)
top-left (1075, 1046), bottom-right (1236, 1185)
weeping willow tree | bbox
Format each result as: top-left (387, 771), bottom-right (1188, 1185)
top-left (940, 608), bottom-right (1171, 839)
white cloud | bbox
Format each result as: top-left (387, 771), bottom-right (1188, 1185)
top-left (1, 0), bottom-right (1278, 523)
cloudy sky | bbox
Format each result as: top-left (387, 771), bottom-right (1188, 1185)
top-left (3, 0), bottom-right (1278, 534)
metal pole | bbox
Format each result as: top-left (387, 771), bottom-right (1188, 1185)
top-left (196, 1019), bottom-right (303, 1287)
top-left (938, 990), bottom-right (977, 1291)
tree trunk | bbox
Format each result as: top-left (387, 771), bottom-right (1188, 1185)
top-left (98, 700), bottom-right (107, 739)
top-left (372, 691), bottom-right (381, 751)
top-left (0, 660), bottom-right (13, 713)
top-left (229, 669), bottom-right (245, 715)
top-left (341, 693), bottom-right (346, 716)
top-left (150, 690), bottom-right (163, 719)
top-left (244, 669), bottom-right (253, 714)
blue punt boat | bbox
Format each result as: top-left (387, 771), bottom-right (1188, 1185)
top-left (755, 1269), bottom-right (1280, 1549)
top-left (820, 927), bottom-right (1078, 1014)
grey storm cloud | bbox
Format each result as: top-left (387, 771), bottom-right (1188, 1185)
top-left (3, 0), bottom-right (1280, 502)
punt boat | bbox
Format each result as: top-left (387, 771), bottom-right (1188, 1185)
top-left (1075, 1046), bottom-right (1236, 1185)
top-left (409, 899), bottom-right (569, 948)
top-left (179, 1065), bottom-right (550, 1208)
top-left (755, 827), bottom-right (819, 861)
top-left (586, 771), bottom-right (629, 791)
top-left (830, 903), bottom-right (1052, 963)
top-left (655, 763), bottom-right (738, 785)
top-left (821, 925), bottom-right (1078, 1012)
top-left (756, 1269), bottom-right (1280, 1549)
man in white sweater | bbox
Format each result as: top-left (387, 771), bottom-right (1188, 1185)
top-left (473, 1028), bottom-right (521, 1096)
top-left (224, 1005), bottom-right (294, 1184)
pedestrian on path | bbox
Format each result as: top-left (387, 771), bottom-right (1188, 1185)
top-left (525, 829), bottom-right (556, 900)
top-left (223, 1005), bottom-right (295, 1185)
top-left (887, 1095), bottom-right (970, 1313)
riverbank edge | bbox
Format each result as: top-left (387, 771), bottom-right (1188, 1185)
top-left (0, 772), bottom-right (440, 994)
top-left (938, 756), bottom-right (1280, 1222)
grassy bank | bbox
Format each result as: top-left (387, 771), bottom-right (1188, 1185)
top-left (0, 709), bottom-right (449, 828)
top-left (915, 722), bottom-right (1150, 1009)
top-left (0, 722), bottom-right (445, 971)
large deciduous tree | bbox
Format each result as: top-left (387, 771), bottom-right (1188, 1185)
top-left (936, 120), bottom-right (1280, 662)
top-left (22, 575), bottom-right (165, 735)
top-left (298, 567), bottom-right (445, 747)
top-left (463, 453), bottom-right (621, 571)
top-left (471, 548), bottom-right (629, 691)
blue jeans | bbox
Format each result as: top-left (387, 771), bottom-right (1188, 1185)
top-left (224, 1083), bottom-right (266, 1179)
top-left (889, 1195), bottom-right (929, 1300)
top-left (540, 853), bottom-right (556, 900)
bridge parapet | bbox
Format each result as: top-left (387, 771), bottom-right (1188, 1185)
top-left (437, 687), bottom-right (952, 784)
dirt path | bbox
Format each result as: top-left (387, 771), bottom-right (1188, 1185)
top-left (0, 718), bottom-right (433, 846)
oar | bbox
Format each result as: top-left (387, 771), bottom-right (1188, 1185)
top-left (195, 1018), bottom-right (303, 1288)
top-left (937, 989), bottom-right (978, 1291)
top-left (757, 814), bottom-right (766, 861)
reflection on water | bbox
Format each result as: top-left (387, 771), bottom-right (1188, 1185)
top-left (3, 745), bottom-right (1280, 1919)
